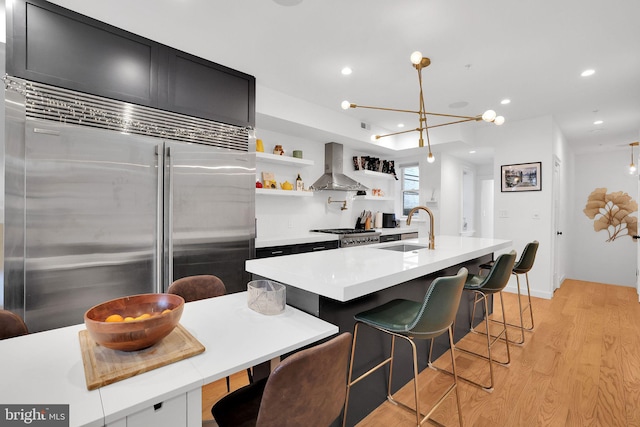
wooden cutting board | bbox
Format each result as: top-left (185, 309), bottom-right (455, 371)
top-left (79, 324), bottom-right (205, 390)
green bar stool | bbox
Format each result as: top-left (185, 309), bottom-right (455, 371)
top-left (431, 251), bottom-right (516, 392)
top-left (343, 268), bottom-right (468, 427)
top-left (478, 241), bottom-right (539, 345)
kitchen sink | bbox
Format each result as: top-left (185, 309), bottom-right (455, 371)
top-left (377, 244), bottom-right (429, 252)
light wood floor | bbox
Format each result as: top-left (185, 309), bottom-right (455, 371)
top-left (202, 279), bottom-right (640, 426)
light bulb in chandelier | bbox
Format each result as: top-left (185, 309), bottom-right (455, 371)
top-left (341, 100), bottom-right (351, 110)
top-left (410, 51), bottom-right (423, 65)
top-left (370, 134), bottom-right (379, 141)
top-left (427, 152), bottom-right (435, 163)
top-left (482, 110), bottom-right (497, 122)
top-left (494, 116), bottom-right (505, 126)
top-left (630, 142), bottom-right (639, 173)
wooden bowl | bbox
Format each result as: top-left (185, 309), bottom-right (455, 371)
top-left (84, 293), bottom-right (184, 351)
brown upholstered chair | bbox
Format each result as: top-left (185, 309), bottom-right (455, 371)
top-left (211, 332), bottom-right (352, 427)
top-left (167, 275), bottom-right (226, 303)
top-left (0, 310), bottom-right (29, 340)
top-left (168, 274), bottom-right (252, 392)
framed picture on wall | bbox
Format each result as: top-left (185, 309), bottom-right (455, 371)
top-left (501, 162), bottom-right (542, 192)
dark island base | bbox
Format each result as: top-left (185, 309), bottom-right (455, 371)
top-left (252, 254), bottom-right (494, 426)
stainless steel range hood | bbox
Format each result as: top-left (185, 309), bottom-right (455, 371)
top-left (310, 142), bottom-right (368, 191)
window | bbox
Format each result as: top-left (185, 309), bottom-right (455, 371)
top-left (401, 165), bottom-right (419, 216)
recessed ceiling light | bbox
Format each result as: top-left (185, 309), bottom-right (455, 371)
top-left (449, 101), bottom-right (469, 109)
top-left (581, 69), bottom-right (595, 77)
top-left (593, 120), bottom-right (603, 125)
top-left (397, 123), bottom-right (405, 128)
top-left (469, 150), bottom-right (476, 154)
top-left (500, 99), bottom-right (511, 105)
top-left (341, 67), bottom-right (352, 76)
top-left (273, 0), bottom-right (303, 6)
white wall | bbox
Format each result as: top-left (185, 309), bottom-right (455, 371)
top-left (416, 153), bottom-right (441, 236)
top-left (552, 120), bottom-right (572, 288)
top-left (476, 116), bottom-right (556, 299)
top-left (568, 149), bottom-right (637, 286)
top-left (479, 179), bottom-right (494, 237)
top-left (253, 127), bottom-right (400, 240)
top-left (439, 154), bottom-right (466, 236)
top-left (476, 163), bottom-right (494, 238)
top-left (0, 1), bottom-right (5, 44)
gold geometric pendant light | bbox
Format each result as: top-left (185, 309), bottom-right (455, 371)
top-left (342, 51), bottom-right (504, 163)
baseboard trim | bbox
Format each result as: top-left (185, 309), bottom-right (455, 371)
top-left (502, 285), bottom-right (552, 300)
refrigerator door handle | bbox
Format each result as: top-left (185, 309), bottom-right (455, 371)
top-left (156, 144), bottom-right (164, 293)
top-left (33, 128), bottom-right (61, 136)
top-left (166, 146), bottom-right (174, 285)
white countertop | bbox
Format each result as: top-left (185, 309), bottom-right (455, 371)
top-left (100, 292), bottom-right (337, 424)
top-left (182, 294), bottom-right (339, 384)
top-left (0, 293), bottom-right (338, 427)
top-left (0, 324), bottom-right (105, 427)
top-left (246, 235), bottom-right (512, 301)
top-left (255, 226), bottom-right (419, 248)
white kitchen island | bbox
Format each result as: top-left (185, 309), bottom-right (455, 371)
top-left (245, 235), bottom-right (512, 426)
top-left (246, 235), bottom-right (512, 302)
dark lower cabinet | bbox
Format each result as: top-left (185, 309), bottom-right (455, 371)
top-left (256, 246), bottom-right (294, 259)
top-left (295, 241), bottom-right (340, 253)
top-left (256, 240), bottom-right (339, 259)
top-left (7, 0), bottom-right (255, 128)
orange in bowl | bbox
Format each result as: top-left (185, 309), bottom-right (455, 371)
top-left (84, 293), bottom-right (184, 351)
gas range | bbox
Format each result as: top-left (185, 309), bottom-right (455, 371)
top-left (310, 228), bottom-right (381, 247)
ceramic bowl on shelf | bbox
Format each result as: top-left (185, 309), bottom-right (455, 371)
top-left (84, 293), bottom-right (184, 351)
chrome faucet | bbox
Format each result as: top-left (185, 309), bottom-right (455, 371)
top-left (406, 206), bottom-right (435, 249)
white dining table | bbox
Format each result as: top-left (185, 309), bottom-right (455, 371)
top-left (0, 292), bottom-right (338, 427)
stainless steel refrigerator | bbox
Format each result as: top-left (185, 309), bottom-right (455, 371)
top-left (3, 78), bottom-right (255, 332)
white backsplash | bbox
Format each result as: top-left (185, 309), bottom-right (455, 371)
top-left (254, 129), bottom-right (400, 240)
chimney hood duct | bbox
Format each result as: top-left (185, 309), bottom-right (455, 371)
top-left (310, 142), bottom-right (368, 191)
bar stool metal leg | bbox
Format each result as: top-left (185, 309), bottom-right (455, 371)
top-left (343, 269), bottom-right (468, 426)
top-left (430, 290), bottom-right (510, 392)
top-left (429, 251), bottom-right (515, 392)
top-left (521, 272), bottom-right (535, 331)
top-left (344, 322), bottom-right (463, 426)
top-left (477, 241), bottom-right (538, 346)
top-left (484, 271), bottom-right (535, 345)
top-left (473, 281), bottom-right (522, 345)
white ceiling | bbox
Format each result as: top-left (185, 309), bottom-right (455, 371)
top-left (46, 0), bottom-right (640, 163)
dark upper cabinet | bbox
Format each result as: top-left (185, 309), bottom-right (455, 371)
top-left (7, 0), bottom-right (159, 108)
top-left (6, 0), bottom-right (255, 127)
top-left (160, 49), bottom-right (255, 127)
